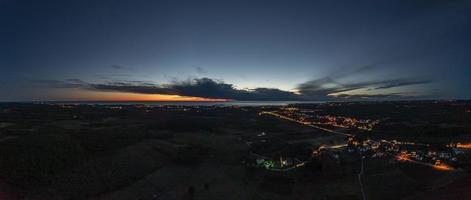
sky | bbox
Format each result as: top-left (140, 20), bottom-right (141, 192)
top-left (1, 0), bottom-right (471, 101)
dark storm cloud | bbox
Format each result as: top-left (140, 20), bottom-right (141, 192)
top-left (35, 78), bottom-right (299, 101)
top-left (169, 78), bottom-right (299, 100)
top-left (89, 83), bottom-right (178, 95)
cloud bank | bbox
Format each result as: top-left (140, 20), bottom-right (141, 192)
top-left (35, 74), bottom-right (431, 101)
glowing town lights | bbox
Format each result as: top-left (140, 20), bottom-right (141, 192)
top-left (433, 164), bottom-right (452, 171)
top-left (433, 161), bottom-right (453, 171)
top-left (395, 152), bottom-right (411, 161)
top-left (396, 152), bottom-right (454, 171)
top-left (447, 142), bottom-right (471, 149)
top-left (457, 143), bottom-right (471, 149)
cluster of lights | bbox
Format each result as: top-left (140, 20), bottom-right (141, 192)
top-left (448, 142), bottom-right (471, 149)
top-left (273, 108), bottom-right (380, 131)
top-left (348, 137), bottom-right (459, 171)
top-left (395, 152), bottom-right (453, 171)
top-left (312, 115), bottom-right (379, 131)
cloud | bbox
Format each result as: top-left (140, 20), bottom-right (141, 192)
top-left (33, 79), bottom-right (86, 88)
top-left (195, 66), bottom-right (207, 75)
top-left (373, 79), bottom-right (431, 90)
top-left (89, 83), bottom-right (178, 95)
top-left (294, 63), bottom-right (391, 99)
top-left (65, 78), bottom-right (87, 84)
top-left (36, 78), bottom-right (298, 101)
top-left (110, 65), bottom-right (128, 70)
top-left (324, 62), bottom-right (385, 81)
top-left (292, 61), bottom-right (433, 100)
top-left (95, 78), bottom-right (300, 100)
top-left (170, 78), bottom-right (299, 100)
top-left (34, 75), bottom-right (431, 101)
top-left (332, 93), bottom-right (414, 100)
top-left (295, 72), bottom-right (432, 100)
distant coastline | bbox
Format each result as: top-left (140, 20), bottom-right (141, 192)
top-left (1, 99), bottom-right (471, 107)
top-left (35, 100), bottom-right (327, 107)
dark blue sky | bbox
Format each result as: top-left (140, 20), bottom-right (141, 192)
top-left (1, 0), bottom-right (471, 101)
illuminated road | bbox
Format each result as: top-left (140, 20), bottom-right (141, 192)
top-left (395, 155), bottom-right (454, 171)
top-left (325, 144), bottom-right (348, 149)
top-left (260, 111), bottom-right (352, 137)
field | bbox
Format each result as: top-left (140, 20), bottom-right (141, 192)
top-left (0, 102), bottom-right (470, 199)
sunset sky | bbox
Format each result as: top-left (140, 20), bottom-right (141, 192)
top-left (2, 0), bottom-right (471, 101)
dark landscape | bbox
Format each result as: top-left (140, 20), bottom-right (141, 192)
top-left (1, 101), bottom-right (471, 200)
top-left (3, 0), bottom-right (471, 199)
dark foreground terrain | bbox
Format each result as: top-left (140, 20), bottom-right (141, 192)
top-left (0, 101), bottom-right (470, 200)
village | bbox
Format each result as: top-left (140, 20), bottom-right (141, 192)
top-left (247, 104), bottom-right (471, 173)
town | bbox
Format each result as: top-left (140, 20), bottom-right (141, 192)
top-left (249, 103), bottom-right (471, 173)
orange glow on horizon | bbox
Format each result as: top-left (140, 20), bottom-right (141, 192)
top-left (93, 93), bottom-right (229, 102)
top-left (45, 89), bottom-right (230, 102)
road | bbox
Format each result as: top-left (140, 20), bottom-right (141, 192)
top-left (261, 111), bottom-right (369, 199)
top-left (260, 111), bottom-right (352, 137)
top-left (395, 155), bottom-right (454, 171)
